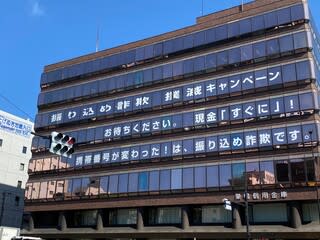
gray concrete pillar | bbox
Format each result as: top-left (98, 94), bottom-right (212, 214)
top-left (182, 206), bottom-right (190, 229)
top-left (28, 214), bottom-right (34, 231)
top-left (290, 202), bottom-right (302, 228)
top-left (96, 210), bottom-right (104, 231)
top-left (58, 211), bottom-right (67, 231)
top-left (232, 204), bottom-right (242, 229)
top-left (136, 207), bottom-right (144, 230)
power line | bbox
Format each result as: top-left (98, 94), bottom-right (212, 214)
top-left (0, 93), bottom-right (34, 121)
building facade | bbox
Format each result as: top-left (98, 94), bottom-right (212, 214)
top-left (0, 110), bottom-right (33, 240)
top-left (24, 0), bottom-right (320, 239)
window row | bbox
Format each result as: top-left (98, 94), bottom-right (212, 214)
top-left (25, 157), bottom-right (316, 200)
top-left (38, 30), bottom-right (311, 107)
top-left (41, 4), bottom-right (306, 85)
top-left (29, 123), bottom-right (318, 172)
top-left (32, 91), bottom-right (317, 150)
top-left (35, 59), bottom-right (313, 129)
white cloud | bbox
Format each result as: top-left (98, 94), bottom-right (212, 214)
top-left (31, 1), bottom-right (45, 16)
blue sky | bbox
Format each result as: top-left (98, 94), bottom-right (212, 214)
top-left (0, 0), bottom-right (319, 121)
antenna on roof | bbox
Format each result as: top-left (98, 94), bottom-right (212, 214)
top-left (201, 0), bottom-right (204, 16)
top-left (95, 24), bottom-right (100, 52)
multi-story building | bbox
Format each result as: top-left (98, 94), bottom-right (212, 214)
top-left (24, 0), bottom-right (320, 239)
top-left (0, 110), bottom-right (33, 240)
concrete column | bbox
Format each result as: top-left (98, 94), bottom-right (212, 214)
top-left (232, 204), bottom-right (242, 229)
top-left (96, 210), bottom-right (104, 231)
top-left (182, 206), bottom-right (190, 229)
top-left (136, 207), bottom-right (144, 231)
top-left (28, 214), bottom-right (34, 231)
top-left (58, 211), bottom-right (67, 231)
top-left (290, 202), bottom-right (302, 228)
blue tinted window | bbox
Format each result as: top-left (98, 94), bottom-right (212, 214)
top-left (205, 53), bottom-right (216, 70)
top-left (143, 69), bottom-right (153, 83)
top-left (228, 48), bottom-right (241, 65)
top-left (228, 22), bottom-right (239, 38)
top-left (260, 161), bottom-right (275, 184)
top-left (183, 112), bottom-right (194, 128)
top-left (163, 39), bottom-right (174, 55)
top-left (229, 75), bottom-right (241, 93)
top-left (160, 170), bottom-right (171, 190)
top-left (252, 15), bottom-right (265, 31)
top-left (149, 171), bottom-right (159, 191)
top-left (109, 175), bottom-right (118, 194)
top-left (183, 34), bottom-right (194, 49)
top-left (219, 164), bottom-right (232, 187)
top-left (183, 59), bottom-right (194, 75)
top-left (264, 11), bottom-right (278, 28)
top-left (152, 91), bottom-right (162, 108)
top-left (153, 66), bottom-right (163, 82)
top-left (296, 61), bottom-right (311, 80)
top-left (194, 166), bottom-right (206, 188)
top-left (154, 43), bottom-right (163, 57)
top-left (138, 172), bottom-right (148, 192)
top-left (232, 162), bottom-right (245, 187)
top-left (217, 51), bottom-right (228, 67)
top-left (118, 174), bottom-right (128, 193)
top-left (216, 25), bottom-right (227, 41)
top-left (173, 37), bottom-right (184, 52)
top-left (205, 28), bottom-right (215, 44)
top-left (172, 61), bottom-right (183, 76)
top-left (293, 32), bottom-right (308, 49)
top-left (267, 39), bottom-right (280, 56)
top-left (135, 47), bottom-right (144, 62)
top-left (128, 173), bottom-right (138, 192)
top-left (239, 18), bottom-right (251, 35)
top-left (194, 56), bottom-right (205, 72)
top-left (183, 168), bottom-right (194, 189)
top-left (163, 64), bottom-right (172, 79)
top-left (207, 166), bottom-right (219, 187)
top-left (253, 41), bottom-right (266, 59)
top-left (279, 35), bottom-right (294, 53)
top-left (291, 4), bottom-right (305, 22)
top-left (194, 31), bottom-right (206, 46)
top-left (144, 45), bottom-right (154, 59)
top-left (277, 7), bottom-right (291, 25)
top-left (299, 92), bottom-right (315, 110)
top-left (282, 63), bottom-right (297, 83)
top-left (171, 169), bottom-right (182, 190)
top-left (241, 44), bottom-right (253, 62)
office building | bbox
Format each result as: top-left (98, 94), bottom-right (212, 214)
top-left (0, 110), bottom-right (33, 240)
top-left (24, 0), bottom-right (320, 238)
